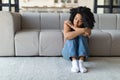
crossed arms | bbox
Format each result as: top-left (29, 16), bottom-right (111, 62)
top-left (64, 20), bottom-right (91, 40)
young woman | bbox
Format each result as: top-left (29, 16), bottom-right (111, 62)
top-left (62, 6), bottom-right (95, 73)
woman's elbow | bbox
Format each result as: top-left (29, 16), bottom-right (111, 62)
top-left (64, 33), bottom-right (72, 40)
top-left (64, 36), bottom-right (69, 40)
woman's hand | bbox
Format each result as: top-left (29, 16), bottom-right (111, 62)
top-left (83, 28), bottom-right (91, 37)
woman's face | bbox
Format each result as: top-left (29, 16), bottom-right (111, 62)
top-left (73, 13), bottom-right (83, 27)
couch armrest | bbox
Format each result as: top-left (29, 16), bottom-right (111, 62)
top-left (0, 11), bottom-right (21, 56)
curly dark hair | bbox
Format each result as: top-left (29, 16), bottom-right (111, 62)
top-left (69, 6), bottom-right (95, 29)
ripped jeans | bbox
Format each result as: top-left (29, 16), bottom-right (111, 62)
top-left (62, 35), bottom-right (90, 61)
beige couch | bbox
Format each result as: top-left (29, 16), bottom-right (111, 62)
top-left (0, 11), bottom-right (120, 57)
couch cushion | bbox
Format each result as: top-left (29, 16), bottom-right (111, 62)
top-left (39, 30), bottom-right (63, 56)
top-left (102, 30), bottom-right (120, 56)
top-left (60, 13), bottom-right (70, 30)
top-left (41, 13), bottom-right (59, 29)
top-left (93, 14), bottom-right (99, 29)
top-left (89, 30), bottom-right (111, 56)
top-left (99, 14), bottom-right (117, 30)
top-left (117, 14), bottom-right (120, 30)
top-left (15, 29), bottom-right (39, 56)
top-left (21, 12), bottom-right (40, 29)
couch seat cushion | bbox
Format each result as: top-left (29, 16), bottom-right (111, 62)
top-left (102, 30), bottom-right (120, 56)
top-left (15, 29), bottom-right (40, 56)
top-left (89, 30), bottom-right (111, 56)
top-left (39, 30), bottom-right (63, 56)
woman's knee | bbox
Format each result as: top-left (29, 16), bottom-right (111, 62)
top-left (78, 35), bottom-right (88, 42)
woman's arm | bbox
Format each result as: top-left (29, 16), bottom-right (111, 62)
top-left (63, 20), bottom-right (85, 40)
top-left (65, 20), bottom-right (92, 36)
top-left (83, 28), bottom-right (91, 37)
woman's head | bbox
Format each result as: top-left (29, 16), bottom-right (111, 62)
top-left (73, 13), bottom-right (83, 27)
top-left (69, 6), bottom-right (95, 29)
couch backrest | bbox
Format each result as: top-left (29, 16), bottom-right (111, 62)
top-left (21, 12), bottom-right (120, 30)
top-left (93, 14), bottom-right (99, 29)
top-left (99, 14), bottom-right (117, 30)
top-left (117, 14), bottom-right (120, 30)
top-left (60, 13), bottom-right (70, 30)
top-left (41, 13), bottom-right (60, 29)
top-left (21, 12), bottom-right (40, 29)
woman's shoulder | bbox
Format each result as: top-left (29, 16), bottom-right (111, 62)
top-left (64, 20), bottom-right (71, 31)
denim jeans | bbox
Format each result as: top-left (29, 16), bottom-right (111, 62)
top-left (62, 35), bottom-right (90, 61)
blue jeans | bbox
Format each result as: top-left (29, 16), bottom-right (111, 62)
top-left (62, 35), bottom-right (90, 61)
